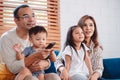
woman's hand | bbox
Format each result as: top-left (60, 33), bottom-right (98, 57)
top-left (28, 59), bottom-right (49, 72)
top-left (60, 67), bottom-right (70, 80)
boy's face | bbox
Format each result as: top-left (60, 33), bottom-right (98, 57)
top-left (30, 32), bottom-right (47, 48)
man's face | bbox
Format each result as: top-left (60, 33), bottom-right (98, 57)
top-left (15, 7), bottom-right (36, 31)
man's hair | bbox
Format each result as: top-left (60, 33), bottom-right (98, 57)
top-left (29, 25), bottom-right (48, 37)
top-left (13, 4), bottom-right (30, 18)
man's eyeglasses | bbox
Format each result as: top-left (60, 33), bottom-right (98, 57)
top-left (17, 15), bottom-right (35, 19)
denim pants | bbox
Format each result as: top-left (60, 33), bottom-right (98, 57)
top-left (70, 74), bottom-right (87, 80)
top-left (70, 74), bottom-right (105, 80)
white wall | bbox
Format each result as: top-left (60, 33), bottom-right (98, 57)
top-left (60, 0), bottom-right (120, 59)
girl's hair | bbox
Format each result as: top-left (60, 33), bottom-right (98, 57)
top-left (78, 15), bottom-right (99, 48)
top-left (63, 25), bottom-right (82, 53)
top-left (29, 25), bottom-right (48, 37)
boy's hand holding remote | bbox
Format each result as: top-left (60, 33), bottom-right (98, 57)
top-left (45, 42), bottom-right (56, 62)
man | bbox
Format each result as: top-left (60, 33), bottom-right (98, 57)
top-left (0, 4), bottom-right (60, 80)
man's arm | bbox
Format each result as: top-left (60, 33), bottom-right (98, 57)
top-left (28, 59), bottom-right (50, 72)
top-left (0, 35), bottom-right (25, 74)
top-left (24, 49), bottom-right (51, 67)
top-left (25, 49), bottom-right (53, 72)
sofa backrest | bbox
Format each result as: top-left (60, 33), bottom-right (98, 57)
top-left (102, 58), bottom-right (120, 79)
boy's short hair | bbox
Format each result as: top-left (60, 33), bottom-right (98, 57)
top-left (29, 25), bottom-right (48, 37)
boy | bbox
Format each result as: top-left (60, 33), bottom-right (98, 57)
top-left (13, 25), bottom-right (56, 80)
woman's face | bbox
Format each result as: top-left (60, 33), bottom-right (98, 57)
top-left (82, 19), bottom-right (95, 38)
top-left (72, 27), bottom-right (84, 43)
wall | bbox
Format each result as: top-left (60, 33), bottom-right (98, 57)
top-left (60, 0), bottom-right (120, 58)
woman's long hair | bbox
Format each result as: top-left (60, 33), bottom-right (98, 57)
top-left (78, 15), bottom-right (99, 48)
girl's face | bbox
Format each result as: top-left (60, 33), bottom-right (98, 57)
top-left (72, 27), bottom-right (84, 43)
top-left (30, 32), bottom-right (47, 48)
top-left (82, 19), bottom-right (95, 38)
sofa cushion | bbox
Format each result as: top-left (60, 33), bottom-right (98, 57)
top-left (102, 58), bottom-right (120, 79)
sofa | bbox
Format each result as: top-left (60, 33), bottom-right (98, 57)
top-left (0, 50), bottom-right (120, 80)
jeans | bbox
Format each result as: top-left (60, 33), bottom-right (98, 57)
top-left (44, 73), bottom-right (61, 80)
top-left (70, 74), bottom-right (105, 80)
top-left (70, 74), bottom-right (87, 80)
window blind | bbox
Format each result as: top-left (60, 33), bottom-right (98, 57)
top-left (0, 0), bottom-right (60, 50)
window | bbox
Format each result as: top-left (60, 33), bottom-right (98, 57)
top-left (0, 0), bottom-right (60, 50)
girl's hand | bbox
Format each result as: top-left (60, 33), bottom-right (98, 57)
top-left (60, 68), bottom-right (70, 80)
top-left (88, 73), bottom-right (98, 80)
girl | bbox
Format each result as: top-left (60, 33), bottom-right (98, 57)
top-left (61, 25), bottom-right (93, 80)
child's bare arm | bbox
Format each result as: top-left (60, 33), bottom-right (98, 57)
top-left (65, 55), bottom-right (71, 72)
top-left (13, 43), bottom-right (24, 60)
top-left (85, 51), bottom-right (93, 75)
top-left (16, 52), bottom-right (24, 60)
top-left (49, 50), bottom-right (56, 62)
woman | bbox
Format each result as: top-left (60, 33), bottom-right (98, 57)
top-left (55, 15), bottom-right (104, 80)
top-left (78, 15), bottom-right (104, 80)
